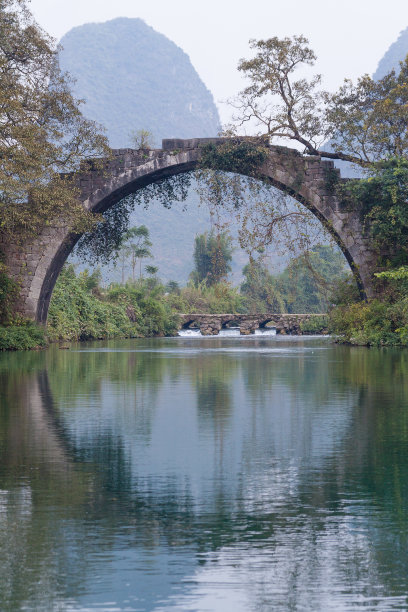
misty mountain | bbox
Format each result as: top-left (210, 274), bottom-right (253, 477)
top-left (374, 26), bottom-right (408, 79)
top-left (59, 18), bottom-right (231, 283)
top-left (59, 18), bottom-right (220, 147)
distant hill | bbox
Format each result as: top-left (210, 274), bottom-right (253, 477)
top-left (59, 19), bottom-right (231, 283)
top-left (331, 26), bottom-right (408, 179)
top-left (374, 26), bottom-right (408, 79)
top-left (59, 18), bottom-right (220, 147)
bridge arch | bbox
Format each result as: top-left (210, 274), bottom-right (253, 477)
top-left (258, 318), bottom-right (278, 328)
top-left (4, 138), bottom-right (378, 323)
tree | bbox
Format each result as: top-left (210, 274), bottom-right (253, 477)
top-left (240, 257), bottom-right (285, 313)
top-left (337, 157), bottom-right (408, 267)
top-left (0, 0), bottom-right (108, 245)
top-left (234, 36), bottom-right (326, 154)
top-left (241, 246), bottom-right (347, 314)
top-left (165, 280), bottom-right (180, 295)
top-left (190, 231), bottom-right (233, 287)
top-left (277, 246), bottom-right (348, 313)
top-left (145, 265), bottom-right (158, 276)
top-left (232, 36), bottom-right (408, 166)
top-left (117, 225), bottom-right (152, 282)
top-left (129, 129), bottom-right (156, 149)
top-left (326, 59), bottom-right (408, 164)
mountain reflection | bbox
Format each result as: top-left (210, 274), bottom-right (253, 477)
top-left (0, 338), bottom-right (407, 610)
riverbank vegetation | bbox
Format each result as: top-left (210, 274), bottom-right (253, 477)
top-left (42, 231), bottom-right (344, 344)
top-left (47, 265), bottom-right (179, 341)
top-left (329, 270), bottom-right (408, 347)
top-left (327, 158), bottom-right (408, 347)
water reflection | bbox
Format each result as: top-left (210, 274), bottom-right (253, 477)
top-left (0, 338), bottom-right (408, 610)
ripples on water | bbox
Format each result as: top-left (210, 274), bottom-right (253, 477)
top-left (0, 335), bottom-right (408, 611)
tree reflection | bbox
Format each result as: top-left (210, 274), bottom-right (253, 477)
top-left (0, 339), bottom-right (408, 609)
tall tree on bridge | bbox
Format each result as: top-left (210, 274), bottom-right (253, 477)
top-left (225, 35), bottom-right (408, 270)
top-left (233, 35), bottom-right (408, 166)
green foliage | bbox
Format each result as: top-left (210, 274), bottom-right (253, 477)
top-left (240, 258), bottom-right (285, 313)
top-left (328, 299), bottom-right (407, 346)
top-left (47, 264), bottom-right (179, 341)
top-left (376, 266), bottom-right (408, 281)
top-left (0, 323), bottom-right (46, 351)
top-left (129, 129), bottom-right (156, 149)
top-left (195, 136), bottom-right (278, 217)
top-left (329, 261), bottom-right (408, 346)
top-left (47, 265), bottom-right (136, 341)
top-left (299, 316), bottom-right (329, 334)
top-left (241, 246), bottom-right (348, 314)
top-left (337, 158), bottom-right (408, 266)
top-left (199, 138), bottom-right (269, 177)
top-left (0, 262), bottom-right (19, 325)
top-left (119, 225), bottom-right (152, 281)
top-left (107, 280), bottom-right (179, 337)
top-left (330, 276), bottom-right (362, 306)
top-left (0, 0), bottom-right (108, 245)
top-left (145, 265), bottom-right (159, 276)
top-left (165, 280), bottom-right (181, 294)
top-left (327, 57), bottom-right (408, 164)
top-left (190, 231), bottom-right (233, 287)
top-left (167, 282), bottom-right (243, 314)
top-left (276, 246), bottom-right (348, 313)
top-left (75, 173), bottom-right (192, 265)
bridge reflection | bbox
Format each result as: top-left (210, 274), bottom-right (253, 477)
top-left (0, 342), bottom-right (408, 609)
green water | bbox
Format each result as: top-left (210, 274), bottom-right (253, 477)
top-left (0, 336), bottom-right (408, 611)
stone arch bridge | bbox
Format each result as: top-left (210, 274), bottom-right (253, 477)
top-left (2, 137), bottom-right (377, 323)
top-left (179, 313), bottom-right (326, 335)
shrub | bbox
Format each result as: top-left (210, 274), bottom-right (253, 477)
top-left (0, 323), bottom-right (46, 351)
top-left (47, 266), bottom-right (137, 341)
top-left (328, 299), bottom-right (408, 346)
top-left (0, 263), bottom-right (19, 325)
top-left (167, 281), bottom-right (243, 314)
top-left (300, 315), bottom-right (329, 334)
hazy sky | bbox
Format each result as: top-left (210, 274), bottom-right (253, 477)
top-left (29, 0), bottom-right (408, 124)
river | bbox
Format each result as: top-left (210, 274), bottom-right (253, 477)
top-left (0, 335), bottom-right (407, 611)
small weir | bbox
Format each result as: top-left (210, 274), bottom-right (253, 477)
top-left (178, 329), bottom-right (202, 337)
top-left (178, 313), bottom-right (326, 336)
top-left (219, 327), bottom-right (240, 337)
top-left (178, 327), bottom-right (277, 337)
top-left (254, 327), bottom-right (277, 336)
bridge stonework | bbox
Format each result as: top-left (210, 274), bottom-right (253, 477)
top-left (2, 138), bottom-right (378, 323)
top-left (179, 313), bottom-right (326, 335)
